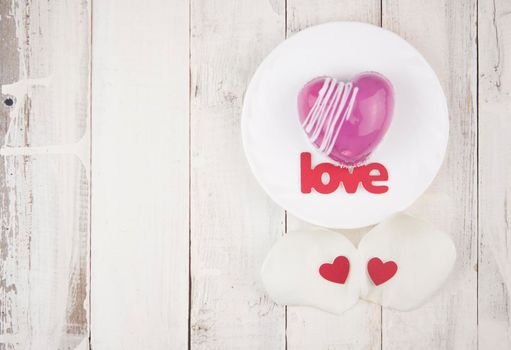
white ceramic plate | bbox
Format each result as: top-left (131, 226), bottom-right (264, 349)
top-left (242, 22), bottom-right (448, 228)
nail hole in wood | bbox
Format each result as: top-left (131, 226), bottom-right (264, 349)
top-left (3, 98), bottom-right (14, 107)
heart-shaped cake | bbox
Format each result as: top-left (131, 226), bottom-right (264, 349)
top-left (297, 72), bottom-right (394, 166)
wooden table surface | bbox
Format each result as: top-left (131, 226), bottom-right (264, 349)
top-left (0, 0), bottom-right (510, 349)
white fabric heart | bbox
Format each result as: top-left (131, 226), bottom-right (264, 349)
top-left (261, 214), bottom-right (456, 314)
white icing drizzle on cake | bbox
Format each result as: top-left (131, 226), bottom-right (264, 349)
top-left (301, 78), bottom-right (359, 156)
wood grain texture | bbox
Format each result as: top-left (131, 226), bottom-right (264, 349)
top-left (382, 0), bottom-right (478, 349)
top-left (478, 0), bottom-right (511, 348)
top-left (0, 0), bottom-right (89, 147)
top-left (1, 1), bottom-right (511, 349)
top-left (189, 0), bottom-right (285, 349)
top-left (90, 0), bottom-right (189, 349)
top-left (284, 2), bottom-right (382, 349)
top-left (0, 155), bottom-right (89, 350)
top-left (0, 0), bottom-right (90, 349)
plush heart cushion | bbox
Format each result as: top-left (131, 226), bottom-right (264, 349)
top-left (261, 230), bottom-right (362, 314)
top-left (261, 214), bottom-right (456, 314)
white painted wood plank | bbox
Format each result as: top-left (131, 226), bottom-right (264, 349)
top-left (0, 0), bottom-right (90, 349)
top-left (284, 2), bottom-right (382, 349)
top-left (478, 0), bottom-right (511, 348)
top-left (0, 155), bottom-right (90, 350)
top-left (90, 0), bottom-right (189, 348)
top-left (0, 0), bottom-right (89, 147)
top-left (189, 0), bottom-right (286, 348)
top-left (381, 1), bottom-right (478, 349)
top-left (287, 0), bottom-right (381, 33)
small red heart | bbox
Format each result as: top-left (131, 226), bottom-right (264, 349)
top-left (367, 257), bottom-right (398, 286)
top-left (319, 256), bottom-right (350, 284)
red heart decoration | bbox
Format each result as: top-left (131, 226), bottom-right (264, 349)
top-left (319, 256), bottom-right (350, 284)
top-left (367, 257), bottom-right (398, 286)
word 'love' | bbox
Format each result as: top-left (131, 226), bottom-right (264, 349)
top-left (300, 152), bottom-right (389, 194)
